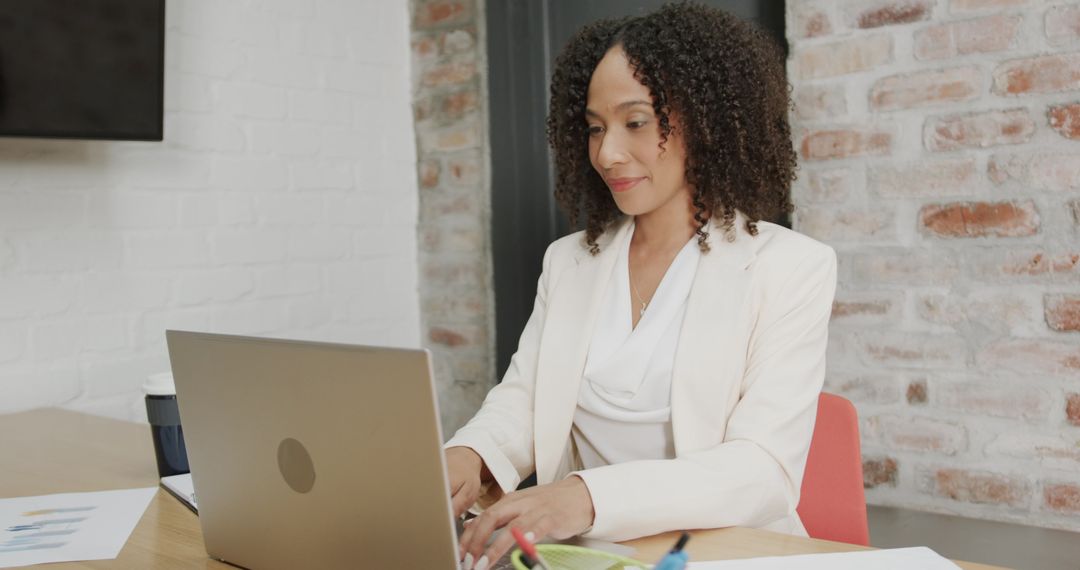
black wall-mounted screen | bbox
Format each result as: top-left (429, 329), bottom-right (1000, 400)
top-left (0, 0), bottom-right (165, 141)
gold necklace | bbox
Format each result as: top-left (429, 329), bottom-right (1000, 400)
top-left (629, 265), bottom-right (648, 317)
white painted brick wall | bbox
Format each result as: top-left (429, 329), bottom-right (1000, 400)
top-left (0, 0), bottom-right (420, 422)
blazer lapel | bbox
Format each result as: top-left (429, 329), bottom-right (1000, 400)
top-left (533, 217), bottom-right (632, 484)
top-left (671, 215), bottom-right (757, 455)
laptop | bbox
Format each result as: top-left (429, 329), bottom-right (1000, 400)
top-left (165, 330), bottom-right (462, 569)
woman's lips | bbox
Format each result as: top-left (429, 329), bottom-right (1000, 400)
top-left (607, 177), bottom-right (645, 193)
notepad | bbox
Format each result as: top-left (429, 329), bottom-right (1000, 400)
top-left (687, 547), bottom-right (961, 569)
top-left (160, 473), bottom-right (197, 513)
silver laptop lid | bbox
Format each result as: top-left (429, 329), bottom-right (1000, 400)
top-left (166, 330), bottom-right (460, 570)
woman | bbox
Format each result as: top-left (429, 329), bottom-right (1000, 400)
top-left (447, 4), bottom-right (837, 569)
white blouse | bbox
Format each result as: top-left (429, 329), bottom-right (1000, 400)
top-left (571, 222), bottom-right (701, 469)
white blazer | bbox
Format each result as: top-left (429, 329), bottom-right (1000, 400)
top-left (446, 212), bottom-right (838, 542)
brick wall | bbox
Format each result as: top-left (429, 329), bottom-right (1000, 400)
top-left (788, 0), bottom-right (1080, 531)
top-left (0, 0), bottom-right (420, 421)
top-left (409, 0), bottom-right (494, 436)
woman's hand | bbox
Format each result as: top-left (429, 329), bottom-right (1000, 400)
top-left (445, 446), bottom-right (485, 518)
top-left (457, 476), bottom-right (595, 570)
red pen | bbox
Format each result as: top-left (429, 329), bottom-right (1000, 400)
top-left (511, 527), bottom-right (553, 570)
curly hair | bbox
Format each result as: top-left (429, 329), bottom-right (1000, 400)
top-left (545, 2), bottom-right (796, 254)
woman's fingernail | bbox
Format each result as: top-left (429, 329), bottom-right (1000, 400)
top-left (463, 552), bottom-right (474, 570)
top-left (475, 555), bottom-right (490, 570)
top-left (524, 531), bottom-right (536, 542)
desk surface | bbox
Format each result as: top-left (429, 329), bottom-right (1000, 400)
top-left (0, 409), bottom-right (1006, 570)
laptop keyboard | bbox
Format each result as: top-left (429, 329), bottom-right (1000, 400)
top-left (454, 518), bottom-right (515, 569)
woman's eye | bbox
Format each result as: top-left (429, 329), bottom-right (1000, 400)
top-left (627, 120), bottom-right (646, 129)
top-left (587, 125), bottom-right (604, 136)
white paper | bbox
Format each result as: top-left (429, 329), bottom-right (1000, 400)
top-left (688, 547), bottom-right (961, 569)
top-left (160, 473), bottom-right (197, 512)
top-left (0, 487), bottom-right (157, 568)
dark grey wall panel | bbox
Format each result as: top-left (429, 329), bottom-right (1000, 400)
top-left (487, 1), bottom-right (786, 378)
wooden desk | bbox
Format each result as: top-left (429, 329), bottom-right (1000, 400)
top-left (1, 409), bottom-right (1005, 569)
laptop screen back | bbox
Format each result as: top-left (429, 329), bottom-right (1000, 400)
top-left (166, 331), bottom-right (460, 570)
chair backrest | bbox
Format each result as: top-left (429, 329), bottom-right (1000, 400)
top-left (796, 392), bottom-right (869, 546)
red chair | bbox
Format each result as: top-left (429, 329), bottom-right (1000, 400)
top-left (796, 392), bottom-right (870, 546)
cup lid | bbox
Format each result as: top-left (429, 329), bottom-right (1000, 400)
top-left (143, 371), bottom-right (176, 396)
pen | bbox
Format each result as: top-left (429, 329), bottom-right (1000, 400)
top-left (510, 526), bottom-right (552, 570)
top-left (653, 531), bottom-right (691, 570)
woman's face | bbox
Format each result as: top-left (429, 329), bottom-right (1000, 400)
top-left (586, 46), bottom-right (690, 218)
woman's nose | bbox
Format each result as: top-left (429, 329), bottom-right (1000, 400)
top-left (595, 131), bottom-right (629, 169)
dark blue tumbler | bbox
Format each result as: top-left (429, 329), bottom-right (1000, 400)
top-left (144, 372), bottom-right (190, 477)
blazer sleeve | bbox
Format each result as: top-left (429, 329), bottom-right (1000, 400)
top-left (572, 245), bottom-right (838, 541)
top-left (443, 242), bottom-right (555, 504)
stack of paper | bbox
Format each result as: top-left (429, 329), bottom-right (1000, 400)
top-left (688, 547), bottom-right (961, 569)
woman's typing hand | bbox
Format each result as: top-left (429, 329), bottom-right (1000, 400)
top-left (457, 475), bottom-right (595, 570)
top-left (446, 446), bottom-right (486, 518)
